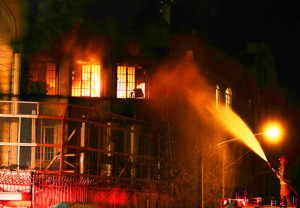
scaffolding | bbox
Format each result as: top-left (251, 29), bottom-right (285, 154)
top-left (0, 100), bottom-right (162, 207)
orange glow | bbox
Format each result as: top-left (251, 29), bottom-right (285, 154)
top-left (164, 63), bottom-right (268, 162)
top-left (90, 189), bottom-right (131, 206)
top-left (189, 93), bottom-right (268, 161)
top-left (212, 104), bottom-right (268, 162)
top-left (216, 85), bottom-right (220, 109)
top-left (267, 128), bottom-right (279, 138)
top-left (263, 122), bottom-right (283, 143)
top-left (29, 55), bottom-right (57, 95)
top-left (0, 42), bottom-right (13, 93)
top-left (72, 58), bottom-right (101, 97)
top-left (225, 88), bottom-right (232, 110)
top-left (46, 62), bottom-right (56, 95)
top-left (153, 62), bottom-right (269, 162)
top-left (117, 66), bottom-right (146, 98)
top-left (136, 83), bottom-right (145, 94)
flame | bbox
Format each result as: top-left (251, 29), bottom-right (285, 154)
top-left (72, 58), bottom-right (101, 97)
top-left (46, 62), bottom-right (56, 95)
top-left (117, 66), bottom-right (146, 98)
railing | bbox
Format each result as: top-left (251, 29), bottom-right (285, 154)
top-left (0, 170), bottom-right (158, 207)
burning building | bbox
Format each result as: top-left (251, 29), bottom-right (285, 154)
top-left (0, 0), bottom-right (163, 207)
top-left (0, 0), bottom-right (289, 207)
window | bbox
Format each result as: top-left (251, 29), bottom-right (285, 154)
top-left (185, 50), bottom-right (194, 62)
top-left (46, 63), bottom-right (56, 95)
top-left (216, 84), bottom-right (220, 109)
top-left (225, 88), bottom-right (232, 109)
top-left (0, 41), bottom-right (13, 94)
top-left (72, 59), bottom-right (101, 97)
top-left (36, 126), bottom-right (58, 161)
top-left (117, 65), bottom-right (147, 99)
top-left (28, 56), bottom-right (57, 95)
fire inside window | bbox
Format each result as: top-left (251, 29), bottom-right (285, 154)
top-left (72, 60), bottom-right (101, 97)
top-left (117, 66), bottom-right (146, 99)
top-left (29, 61), bottom-right (57, 95)
top-left (225, 87), bottom-right (232, 109)
top-left (46, 63), bottom-right (56, 95)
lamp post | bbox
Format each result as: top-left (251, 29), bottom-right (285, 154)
top-left (212, 125), bottom-right (284, 207)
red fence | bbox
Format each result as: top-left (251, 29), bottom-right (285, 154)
top-left (33, 173), bottom-right (90, 207)
top-left (0, 170), bottom-right (157, 208)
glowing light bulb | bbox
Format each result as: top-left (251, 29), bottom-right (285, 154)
top-left (266, 127), bottom-right (279, 138)
top-left (262, 122), bottom-right (283, 143)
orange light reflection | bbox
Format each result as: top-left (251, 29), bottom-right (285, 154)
top-left (72, 58), bottom-right (101, 97)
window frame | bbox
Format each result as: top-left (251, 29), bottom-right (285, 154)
top-left (116, 65), bottom-right (147, 99)
top-left (28, 59), bottom-right (58, 96)
top-left (225, 87), bottom-right (232, 109)
top-left (35, 126), bottom-right (58, 161)
top-left (71, 62), bottom-right (101, 98)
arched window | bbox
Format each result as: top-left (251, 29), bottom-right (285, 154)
top-left (225, 88), bottom-right (232, 109)
top-left (216, 84), bottom-right (220, 109)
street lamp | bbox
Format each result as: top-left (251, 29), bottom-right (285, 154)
top-left (262, 123), bottom-right (283, 144)
top-left (215, 124), bottom-right (282, 148)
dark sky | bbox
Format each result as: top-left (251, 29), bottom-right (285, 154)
top-left (171, 0), bottom-right (300, 99)
top-left (218, 0), bottom-right (300, 99)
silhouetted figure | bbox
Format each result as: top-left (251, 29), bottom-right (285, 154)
top-left (276, 156), bottom-right (292, 207)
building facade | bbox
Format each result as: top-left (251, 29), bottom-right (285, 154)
top-left (0, 0), bottom-right (286, 207)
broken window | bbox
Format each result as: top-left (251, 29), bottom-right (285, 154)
top-left (28, 56), bottom-right (57, 95)
top-left (72, 59), bottom-right (101, 97)
top-left (117, 66), bottom-right (147, 99)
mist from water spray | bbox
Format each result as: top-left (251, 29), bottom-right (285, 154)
top-left (186, 89), bottom-right (268, 162)
top-left (153, 61), bottom-right (268, 163)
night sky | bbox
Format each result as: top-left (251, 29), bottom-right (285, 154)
top-left (218, 0), bottom-right (300, 100)
top-left (170, 0), bottom-right (300, 100)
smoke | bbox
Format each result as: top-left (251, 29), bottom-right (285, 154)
top-left (151, 59), bottom-right (268, 162)
top-left (15, 0), bottom-right (169, 59)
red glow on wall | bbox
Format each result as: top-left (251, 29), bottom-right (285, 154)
top-left (90, 188), bottom-right (136, 206)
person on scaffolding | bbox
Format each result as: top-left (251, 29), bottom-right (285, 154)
top-left (276, 156), bottom-right (292, 207)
